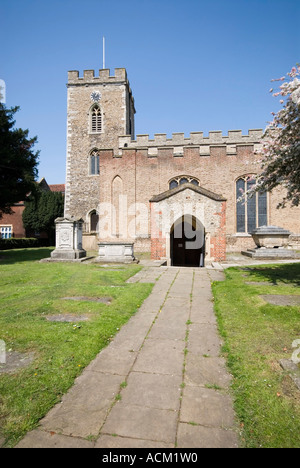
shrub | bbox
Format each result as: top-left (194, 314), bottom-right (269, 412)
top-left (0, 238), bottom-right (40, 250)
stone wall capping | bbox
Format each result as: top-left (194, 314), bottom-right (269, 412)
top-left (150, 182), bottom-right (227, 203)
top-left (118, 129), bottom-right (263, 150)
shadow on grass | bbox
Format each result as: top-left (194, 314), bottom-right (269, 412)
top-left (240, 263), bottom-right (300, 287)
top-left (0, 248), bottom-right (54, 264)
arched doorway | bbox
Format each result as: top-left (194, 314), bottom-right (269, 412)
top-left (90, 210), bottom-right (99, 232)
top-left (170, 215), bottom-right (205, 267)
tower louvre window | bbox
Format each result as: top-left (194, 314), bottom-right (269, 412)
top-left (91, 105), bottom-right (102, 133)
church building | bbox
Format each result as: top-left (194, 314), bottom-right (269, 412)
top-left (64, 68), bottom-right (300, 266)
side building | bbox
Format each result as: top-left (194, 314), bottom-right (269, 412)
top-left (0, 179), bottom-right (65, 241)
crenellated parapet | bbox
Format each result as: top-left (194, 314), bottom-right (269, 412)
top-left (119, 129), bottom-right (263, 157)
top-left (67, 68), bottom-right (133, 94)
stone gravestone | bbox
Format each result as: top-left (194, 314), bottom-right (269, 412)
top-left (51, 216), bottom-right (86, 260)
top-left (0, 340), bottom-right (5, 365)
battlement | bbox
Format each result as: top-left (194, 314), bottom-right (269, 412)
top-left (119, 129), bottom-right (263, 156)
top-left (68, 68), bottom-right (128, 85)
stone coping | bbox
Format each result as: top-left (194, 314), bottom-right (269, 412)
top-left (150, 183), bottom-right (226, 203)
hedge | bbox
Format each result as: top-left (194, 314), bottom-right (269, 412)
top-left (0, 238), bottom-right (46, 250)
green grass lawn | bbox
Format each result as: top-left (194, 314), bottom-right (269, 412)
top-left (212, 263), bottom-right (300, 448)
top-left (0, 248), bottom-right (153, 447)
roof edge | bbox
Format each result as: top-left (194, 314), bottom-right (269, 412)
top-left (150, 183), bottom-right (227, 203)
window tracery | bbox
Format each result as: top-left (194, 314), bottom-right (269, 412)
top-left (236, 175), bottom-right (267, 233)
top-left (169, 176), bottom-right (200, 190)
top-left (90, 104), bottom-right (102, 133)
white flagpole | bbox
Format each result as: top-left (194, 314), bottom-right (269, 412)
top-left (103, 36), bottom-right (105, 69)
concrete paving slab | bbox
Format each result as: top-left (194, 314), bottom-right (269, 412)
top-left (188, 323), bottom-right (222, 356)
top-left (87, 347), bottom-right (138, 375)
top-left (16, 429), bottom-right (94, 448)
top-left (132, 338), bottom-right (185, 375)
top-left (190, 298), bottom-right (216, 324)
top-left (177, 423), bottom-right (239, 448)
top-left (168, 277), bottom-right (193, 294)
top-left (108, 324), bottom-right (148, 351)
top-left (95, 434), bottom-right (173, 448)
top-left (138, 296), bottom-right (165, 312)
top-left (40, 371), bottom-right (122, 438)
top-left (101, 404), bottom-right (178, 444)
top-left (207, 270), bottom-right (226, 282)
top-left (163, 296), bottom-right (191, 309)
top-left (150, 277), bottom-right (177, 292)
top-left (168, 287), bottom-right (192, 298)
top-left (156, 306), bottom-right (190, 326)
top-left (147, 320), bottom-right (186, 341)
top-left (191, 283), bottom-right (213, 297)
top-left (121, 372), bottom-right (182, 410)
top-left (184, 355), bottom-right (232, 388)
top-left (124, 310), bottom-right (156, 328)
top-left (180, 386), bottom-right (236, 428)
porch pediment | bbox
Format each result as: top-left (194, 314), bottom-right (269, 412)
top-left (149, 182), bottom-right (226, 203)
top-left (149, 182), bottom-right (227, 265)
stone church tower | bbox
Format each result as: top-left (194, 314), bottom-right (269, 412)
top-left (64, 68), bottom-right (135, 223)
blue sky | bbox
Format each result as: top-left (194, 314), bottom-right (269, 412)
top-left (1, 0), bottom-right (299, 184)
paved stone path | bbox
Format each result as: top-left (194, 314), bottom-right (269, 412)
top-left (16, 266), bottom-right (239, 448)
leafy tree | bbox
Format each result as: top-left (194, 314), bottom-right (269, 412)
top-left (0, 103), bottom-right (39, 218)
top-left (23, 188), bottom-right (64, 243)
top-left (249, 66), bottom-right (300, 207)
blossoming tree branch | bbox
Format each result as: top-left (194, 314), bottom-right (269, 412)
top-left (249, 65), bottom-right (300, 208)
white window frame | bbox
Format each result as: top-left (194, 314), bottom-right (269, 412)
top-left (0, 225), bottom-right (12, 239)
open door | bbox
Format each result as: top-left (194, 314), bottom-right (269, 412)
top-left (170, 215), bottom-right (205, 267)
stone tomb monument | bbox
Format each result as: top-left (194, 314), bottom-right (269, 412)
top-left (97, 241), bottom-right (135, 263)
top-left (51, 216), bottom-right (86, 260)
top-left (242, 225), bottom-right (296, 259)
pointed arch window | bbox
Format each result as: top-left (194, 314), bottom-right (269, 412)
top-left (89, 150), bottom-right (100, 175)
top-left (90, 104), bottom-right (102, 133)
top-left (236, 175), bottom-right (267, 233)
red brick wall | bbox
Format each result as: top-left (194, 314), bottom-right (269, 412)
top-left (98, 144), bottom-right (300, 254)
top-left (150, 203), bottom-right (166, 260)
top-left (0, 204), bottom-right (26, 238)
top-left (210, 201), bottom-right (226, 261)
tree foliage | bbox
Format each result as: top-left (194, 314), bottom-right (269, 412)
top-left (22, 188), bottom-right (64, 242)
top-left (251, 66), bottom-right (300, 208)
top-left (0, 103), bottom-right (39, 217)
